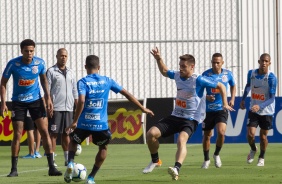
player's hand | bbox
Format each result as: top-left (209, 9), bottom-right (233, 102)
top-left (143, 108), bottom-right (154, 117)
top-left (0, 105), bottom-right (8, 118)
top-left (240, 101), bottom-right (245, 109)
top-left (206, 95), bottom-right (215, 102)
top-left (251, 105), bottom-right (260, 113)
top-left (150, 47), bottom-right (162, 60)
top-left (46, 98), bottom-right (54, 118)
top-left (65, 122), bottom-right (77, 135)
top-left (228, 99), bottom-right (235, 107)
top-left (223, 105), bottom-right (235, 111)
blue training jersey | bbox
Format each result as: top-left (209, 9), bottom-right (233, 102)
top-left (2, 56), bottom-right (46, 102)
top-left (76, 73), bottom-right (123, 131)
top-left (167, 70), bottom-right (218, 122)
top-left (202, 68), bottom-right (235, 112)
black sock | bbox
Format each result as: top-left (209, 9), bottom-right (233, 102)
top-left (259, 150), bottom-right (265, 159)
top-left (174, 162), bottom-right (181, 173)
top-left (11, 156), bottom-right (18, 171)
top-left (151, 153), bottom-right (159, 163)
top-left (203, 150), bottom-right (209, 161)
top-left (68, 151), bottom-right (75, 163)
top-left (46, 153), bottom-right (55, 169)
top-left (250, 143), bottom-right (257, 151)
top-left (89, 165), bottom-right (100, 178)
top-left (214, 145), bottom-right (222, 156)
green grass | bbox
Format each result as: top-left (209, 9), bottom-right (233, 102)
top-left (0, 143), bottom-right (282, 184)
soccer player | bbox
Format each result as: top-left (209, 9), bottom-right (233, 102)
top-left (63, 55), bottom-right (154, 184)
top-left (142, 47), bottom-right (235, 180)
top-left (46, 48), bottom-right (78, 166)
top-left (201, 53), bottom-right (236, 169)
top-left (0, 39), bottom-right (62, 177)
top-left (240, 53), bottom-right (277, 167)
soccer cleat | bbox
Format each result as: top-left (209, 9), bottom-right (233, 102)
top-left (201, 160), bottom-right (211, 169)
top-left (48, 167), bottom-right (62, 176)
top-left (213, 155), bottom-right (222, 168)
top-left (257, 158), bottom-right (264, 166)
top-left (7, 170), bottom-right (18, 177)
top-left (86, 176), bottom-right (96, 184)
top-left (35, 152), bottom-right (42, 158)
top-left (247, 147), bottom-right (257, 164)
top-left (64, 162), bottom-right (74, 183)
top-left (168, 167), bottom-right (179, 180)
top-left (21, 154), bottom-right (36, 159)
top-left (142, 159), bottom-right (162, 173)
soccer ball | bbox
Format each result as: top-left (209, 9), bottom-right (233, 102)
top-left (72, 163), bottom-right (87, 182)
top-left (75, 144), bottom-right (82, 156)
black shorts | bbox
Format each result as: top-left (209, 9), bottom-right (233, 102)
top-left (247, 111), bottom-right (273, 130)
top-left (11, 99), bottom-right (46, 122)
top-left (154, 115), bottom-right (198, 138)
top-left (70, 128), bottom-right (112, 146)
top-left (202, 110), bottom-right (228, 131)
top-left (24, 116), bottom-right (37, 131)
top-left (49, 111), bottom-right (73, 134)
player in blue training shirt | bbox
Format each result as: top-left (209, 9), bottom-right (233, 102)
top-left (0, 39), bottom-right (62, 177)
top-left (142, 47), bottom-right (235, 180)
top-left (240, 53), bottom-right (277, 167)
top-left (64, 55), bottom-right (154, 184)
top-left (201, 53), bottom-right (236, 169)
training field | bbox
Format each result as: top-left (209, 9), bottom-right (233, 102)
top-left (0, 143), bottom-right (281, 184)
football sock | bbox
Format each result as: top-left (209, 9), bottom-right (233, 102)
top-left (68, 151), bottom-right (75, 163)
top-left (259, 150), bottom-right (265, 159)
top-left (151, 152), bottom-right (159, 163)
top-left (214, 145), bottom-right (222, 155)
top-left (250, 143), bottom-right (257, 151)
top-left (174, 162), bottom-right (181, 173)
top-left (11, 156), bottom-right (18, 171)
top-left (204, 150), bottom-right (210, 161)
top-left (64, 151), bottom-right (69, 162)
top-left (89, 164), bottom-right (100, 178)
top-left (46, 153), bottom-right (55, 168)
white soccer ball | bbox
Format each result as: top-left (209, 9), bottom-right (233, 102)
top-left (72, 163), bottom-right (87, 182)
top-left (75, 144), bottom-right (82, 156)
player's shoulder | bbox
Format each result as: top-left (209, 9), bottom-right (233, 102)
top-left (202, 68), bottom-right (212, 76)
top-left (268, 71), bottom-right (277, 79)
top-left (33, 56), bottom-right (45, 65)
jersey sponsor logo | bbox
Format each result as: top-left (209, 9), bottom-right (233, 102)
top-left (15, 62), bottom-right (21, 66)
top-left (176, 99), bottom-right (187, 108)
top-left (253, 86), bottom-right (261, 88)
top-left (211, 88), bottom-right (220, 93)
top-left (251, 93), bottom-right (265, 101)
top-left (18, 79), bottom-right (35, 86)
top-left (89, 89), bottom-right (105, 94)
top-left (86, 80), bottom-right (105, 86)
top-left (85, 113), bottom-right (101, 120)
top-left (208, 103), bottom-right (221, 110)
top-left (18, 94), bottom-right (33, 101)
top-left (80, 123), bottom-right (103, 130)
top-left (86, 99), bottom-right (104, 109)
top-left (32, 66), bottom-right (38, 74)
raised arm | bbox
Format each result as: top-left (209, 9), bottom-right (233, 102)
top-left (150, 47), bottom-right (169, 77)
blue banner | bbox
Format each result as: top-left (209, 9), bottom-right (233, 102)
top-left (175, 97), bottom-right (282, 143)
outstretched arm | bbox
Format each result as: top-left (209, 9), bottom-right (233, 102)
top-left (150, 47), bottom-right (169, 77)
top-left (120, 89), bottom-right (154, 116)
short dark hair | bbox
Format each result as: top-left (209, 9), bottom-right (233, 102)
top-left (260, 53), bottom-right (271, 60)
top-left (20, 39), bottom-right (35, 50)
top-left (212, 53), bottom-right (223, 59)
top-left (86, 55), bottom-right (99, 69)
top-left (179, 54), bottom-right (195, 65)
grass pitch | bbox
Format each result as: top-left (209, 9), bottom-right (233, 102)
top-left (0, 143), bottom-right (282, 184)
